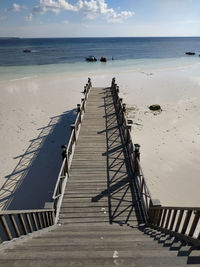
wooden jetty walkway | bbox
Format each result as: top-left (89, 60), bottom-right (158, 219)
top-left (0, 79), bottom-right (199, 266)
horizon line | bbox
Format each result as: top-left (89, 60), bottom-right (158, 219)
top-left (1, 36), bottom-right (200, 39)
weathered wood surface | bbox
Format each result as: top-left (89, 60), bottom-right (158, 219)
top-left (60, 87), bottom-right (143, 226)
top-left (0, 87), bottom-right (197, 266)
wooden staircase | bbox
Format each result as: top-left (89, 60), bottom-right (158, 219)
top-left (0, 84), bottom-right (199, 266)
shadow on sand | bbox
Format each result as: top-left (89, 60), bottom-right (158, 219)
top-left (0, 109), bottom-right (76, 210)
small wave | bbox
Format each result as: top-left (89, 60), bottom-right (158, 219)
top-left (10, 75), bottom-right (38, 82)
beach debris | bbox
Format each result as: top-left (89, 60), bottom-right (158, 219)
top-left (85, 56), bottom-right (97, 62)
top-left (23, 49), bottom-right (31, 53)
top-left (185, 52), bottom-right (195, 55)
top-left (113, 250), bottom-right (119, 258)
top-left (149, 104), bottom-right (162, 111)
top-left (127, 119), bottom-right (133, 125)
top-left (100, 56), bottom-right (107, 62)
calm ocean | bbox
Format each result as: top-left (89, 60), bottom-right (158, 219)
top-left (0, 37), bottom-right (200, 66)
top-left (0, 37), bottom-right (200, 81)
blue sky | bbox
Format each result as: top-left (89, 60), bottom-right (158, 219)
top-left (0, 0), bottom-right (200, 37)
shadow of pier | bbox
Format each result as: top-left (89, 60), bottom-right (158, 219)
top-left (0, 109), bottom-right (76, 210)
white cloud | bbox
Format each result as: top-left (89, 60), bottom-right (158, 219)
top-left (28, 0), bottom-right (134, 23)
top-left (5, 3), bottom-right (21, 12)
top-left (24, 13), bottom-right (33, 22)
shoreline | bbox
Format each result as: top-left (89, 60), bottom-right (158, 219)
top-left (0, 58), bottom-right (200, 209)
top-left (0, 56), bottom-right (199, 82)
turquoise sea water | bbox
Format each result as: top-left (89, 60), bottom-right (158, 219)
top-left (0, 57), bottom-right (199, 82)
top-left (0, 37), bottom-right (200, 80)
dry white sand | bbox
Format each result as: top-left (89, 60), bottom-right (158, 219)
top-left (0, 73), bottom-right (86, 209)
top-left (0, 60), bottom-right (200, 209)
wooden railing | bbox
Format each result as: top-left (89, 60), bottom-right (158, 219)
top-left (148, 207), bottom-right (200, 246)
top-left (0, 78), bottom-right (92, 242)
top-left (0, 209), bottom-right (54, 241)
top-left (111, 78), bottom-right (153, 222)
top-left (52, 78), bottom-right (92, 223)
top-left (111, 77), bottom-right (200, 246)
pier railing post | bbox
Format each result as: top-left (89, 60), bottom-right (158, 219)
top-left (134, 144), bottom-right (140, 173)
top-left (88, 77), bottom-right (91, 87)
top-left (111, 77), bottom-right (115, 88)
top-left (149, 199), bottom-right (161, 225)
top-left (71, 124), bottom-right (76, 143)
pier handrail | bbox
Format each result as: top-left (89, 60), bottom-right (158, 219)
top-left (111, 78), bottom-right (153, 222)
top-left (148, 206), bottom-right (200, 246)
top-left (0, 208), bottom-right (54, 241)
top-left (52, 78), bottom-right (92, 222)
top-left (0, 78), bottom-right (92, 242)
top-left (111, 77), bottom-right (200, 247)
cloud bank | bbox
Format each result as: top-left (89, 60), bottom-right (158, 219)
top-left (27, 0), bottom-right (134, 22)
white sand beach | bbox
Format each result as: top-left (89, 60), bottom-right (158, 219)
top-left (0, 58), bottom-right (200, 209)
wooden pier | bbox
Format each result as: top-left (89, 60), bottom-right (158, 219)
top-left (0, 80), bottom-right (199, 266)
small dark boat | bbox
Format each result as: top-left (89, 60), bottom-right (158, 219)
top-left (23, 49), bottom-right (32, 53)
top-left (100, 57), bottom-right (107, 62)
top-left (86, 56), bottom-right (97, 62)
top-left (185, 52), bottom-right (195, 55)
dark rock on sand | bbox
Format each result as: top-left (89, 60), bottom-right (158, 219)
top-left (149, 104), bottom-right (162, 111)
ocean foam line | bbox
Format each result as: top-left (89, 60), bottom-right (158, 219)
top-left (9, 76), bottom-right (38, 82)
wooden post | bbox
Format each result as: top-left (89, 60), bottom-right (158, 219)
top-left (25, 213), bottom-right (33, 233)
top-left (122, 103), bottom-right (126, 112)
top-left (149, 199), bottom-right (161, 225)
top-left (31, 213), bottom-right (39, 231)
top-left (81, 98), bottom-right (85, 111)
top-left (18, 214), bottom-right (28, 235)
top-left (160, 209), bottom-right (167, 228)
top-left (134, 144), bottom-right (140, 168)
top-left (0, 215), bottom-right (12, 240)
top-left (111, 77), bottom-right (115, 88)
top-left (181, 210), bottom-right (192, 234)
top-left (71, 124), bottom-right (76, 143)
top-left (126, 125), bottom-right (131, 145)
top-left (84, 86), bottom-right (86, 94)
top-left (88, 77), bottom-right (91, 87)
top-left (165, 209), bottom-right (172, 229)
top-left (77, 104), bottom-right (81, 113)
top-left (86, 83), bottom-right (89, 93)
top-left (65, 154), bottom-right (69, 175)
top-left (189, 211), bottom-right (200, 237)
top-left (169, 209), bottom-right (178, 230)
top-left (9, 214), bottom-right (20, 237)
top-left (175, 210), bottom-right (184, 232)
top-left (61, 145), bottom-right (67, 161)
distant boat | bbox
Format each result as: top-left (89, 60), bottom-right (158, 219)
top-left (85, 56), bottom-right (97, 62)
top-left (100, 57), bottom-right (107, 62)
top-left (185, 52), bottom-right (195, 55)
top-left (23, 49), bottom-right (32, 53)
